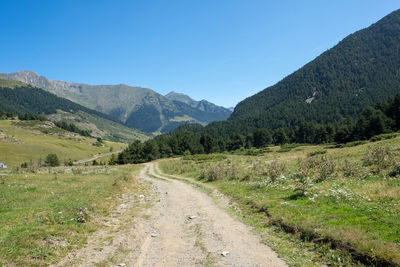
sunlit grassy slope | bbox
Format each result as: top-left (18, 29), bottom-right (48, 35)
top-left (160, 136), bottom-right (400, 266)
top-left (0, 120), bottom-right (127, 168)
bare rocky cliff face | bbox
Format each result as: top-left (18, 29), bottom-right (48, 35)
top-left (0, 71), bottom-right (232, 133)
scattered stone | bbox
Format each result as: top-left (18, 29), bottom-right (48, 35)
top-left (139, 194), bottom-right (145, 198)
top-left (151, 232), bottom-right (158, 237)
top-left (221, 251), bottom-right (230, 257)
top-left (117, 263), bottom-right (126, 266)
top-left (188, 215), bottom-right (197, 220)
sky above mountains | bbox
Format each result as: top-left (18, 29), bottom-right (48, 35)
top-left (1, 0), bottom-right (399, 107)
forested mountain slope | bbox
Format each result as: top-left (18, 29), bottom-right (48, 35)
top-left (225, 9), bottom-right (400, 132)
top-left (0, 78), bottom-right (147, 142)
top-left (0, 71), bottom-right (231, 133)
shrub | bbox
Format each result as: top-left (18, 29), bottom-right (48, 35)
top-left (341, 160), bottom-right (359, 178)
top-left (45, 153), bottom-right (60, 167)
top-left (369, 133), bottom-right (398, 142)
top-left (65, 158), bottom-right (74, 166)
top-left (183, 154), bottom-right (226, 162)
top-left (292, 173), bottom-right (313, 197)
top-left (226, 163), bottom-right (239, 180)
top-left (298, 156), bottom-right (321, 176)
top-left (362, 147), bottom-right (393, 173)
top-left (278, 144), bottom-right (301, 153)
top-left (298, 155), bottom-right (336, 182)
top-left (389, 162), bottom-right (400, 177)
top-left (338, 140), bottom-right (368, 148)
top-left (307, 150), bottom-right (327, 157)
top-left (206, 164), bottom-right (224, 181)
top-left (264, 160), bottom-right (286, 182)
top-left (315, 160), bottom-right (336, 182)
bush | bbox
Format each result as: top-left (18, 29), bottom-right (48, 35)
top-left (278, 143), bottom-right (302, 153)
top-left (205, 164), bottom-right (224, 181)
top-left (369, 133), bottom-right (398, 142)
top-left (389, 163), bottom-right (400, 177)
top-left (307, 150), bottom-right (327, 157)
top-left (298, 155), bottom-right (336, 182)
top-left (298, 156), bottom-right (321, 176)
top-left (292, 173), bottom-right (313, 197)
top-left (264, 160), bottom-right (286, 182)
top-left (341, 160), bottom-right (360, 178)
top-left (45, 153), bottom-right (60, 167)
top-left (337, 140), bottom-right (368, 148)
top-left (362, 147), bottom-right (393, 173)
top-left (183, 154), bottom-right (226, 162)
top-left (315, 160), bottom-right (336, 182)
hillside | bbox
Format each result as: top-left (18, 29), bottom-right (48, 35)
top-left (0, 71), bottom-right (232, 133)
top-left (219, 9), bottom-right (400, 133)
top-left (0, 78), bottom-right (147, 142)
top-left (0, 119), bottom-right (126, 168)
top-left (160, 136), bottom-right (400, 266)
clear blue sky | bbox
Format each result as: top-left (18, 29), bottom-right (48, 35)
top-left (1, 1), bottom-right (399, 107)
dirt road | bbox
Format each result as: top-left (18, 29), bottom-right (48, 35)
top-left (57, 163), bottom-right (288, 266)
top-left (73, 150), bottom-right (122, 165)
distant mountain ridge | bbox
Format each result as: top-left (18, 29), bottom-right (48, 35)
top-left (0, 71), bottom-right (232, 133)
top-left (165, 91), bottom-right (232, 115)
top-left (0, 78), bottom-right (147, 142)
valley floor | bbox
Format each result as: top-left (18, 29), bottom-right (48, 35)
top-left (4, 136), bottom-right (400, 266)
top-left (57, 163), bottom-right (288, 267)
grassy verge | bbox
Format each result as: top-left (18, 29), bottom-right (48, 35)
top-left (159, 137), bottom-right (400, 266)
top-left (0, 164), bottom-right (146, 266)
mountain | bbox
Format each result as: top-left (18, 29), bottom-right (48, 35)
top-left (195, 9), bottom-right (400, 137)
top-left (0, 71), bottom-right (232, 133)
top-left (0, 78), bottom-right (147, 142)
top-left (165, 91), bottom-right (197, 106)
top-left (165, 91), bottom-right (232, 118)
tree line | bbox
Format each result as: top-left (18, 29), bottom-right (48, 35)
top-left (116, 93), bottom-right (400, 164)
top-left (54, 121), bottom-right (92, 137)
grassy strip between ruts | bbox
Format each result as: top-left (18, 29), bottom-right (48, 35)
top-left (0, 164), bottom-right (146, 266)
top-left (158, 136), bottom-right (400, 267)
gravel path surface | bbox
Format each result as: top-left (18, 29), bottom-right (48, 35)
top-left (55, 163), bottom-right (288, 267)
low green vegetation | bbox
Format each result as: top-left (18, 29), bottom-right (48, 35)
top-left (45, 153), bottom-right (60, 167)
top-left (159, 136), bottom-right (400, 266)
top-left (0, 120), bottom-right (126, 168)
top-left (0, 165), bottom-right (147, 266)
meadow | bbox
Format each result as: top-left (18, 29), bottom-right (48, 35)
top-left (0, 164), bottom-right (147, 266)
top-left (0, 120), bottom-right (126, 168)
top-left (159, 135), bottom-right (400, 266)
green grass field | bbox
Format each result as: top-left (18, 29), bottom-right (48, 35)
top-left (159, 137), bottom-right (400, 266)
top-left (0, 120), bottom-right (126, 168)
top-left (0, 164), bottom-right (147, 266)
